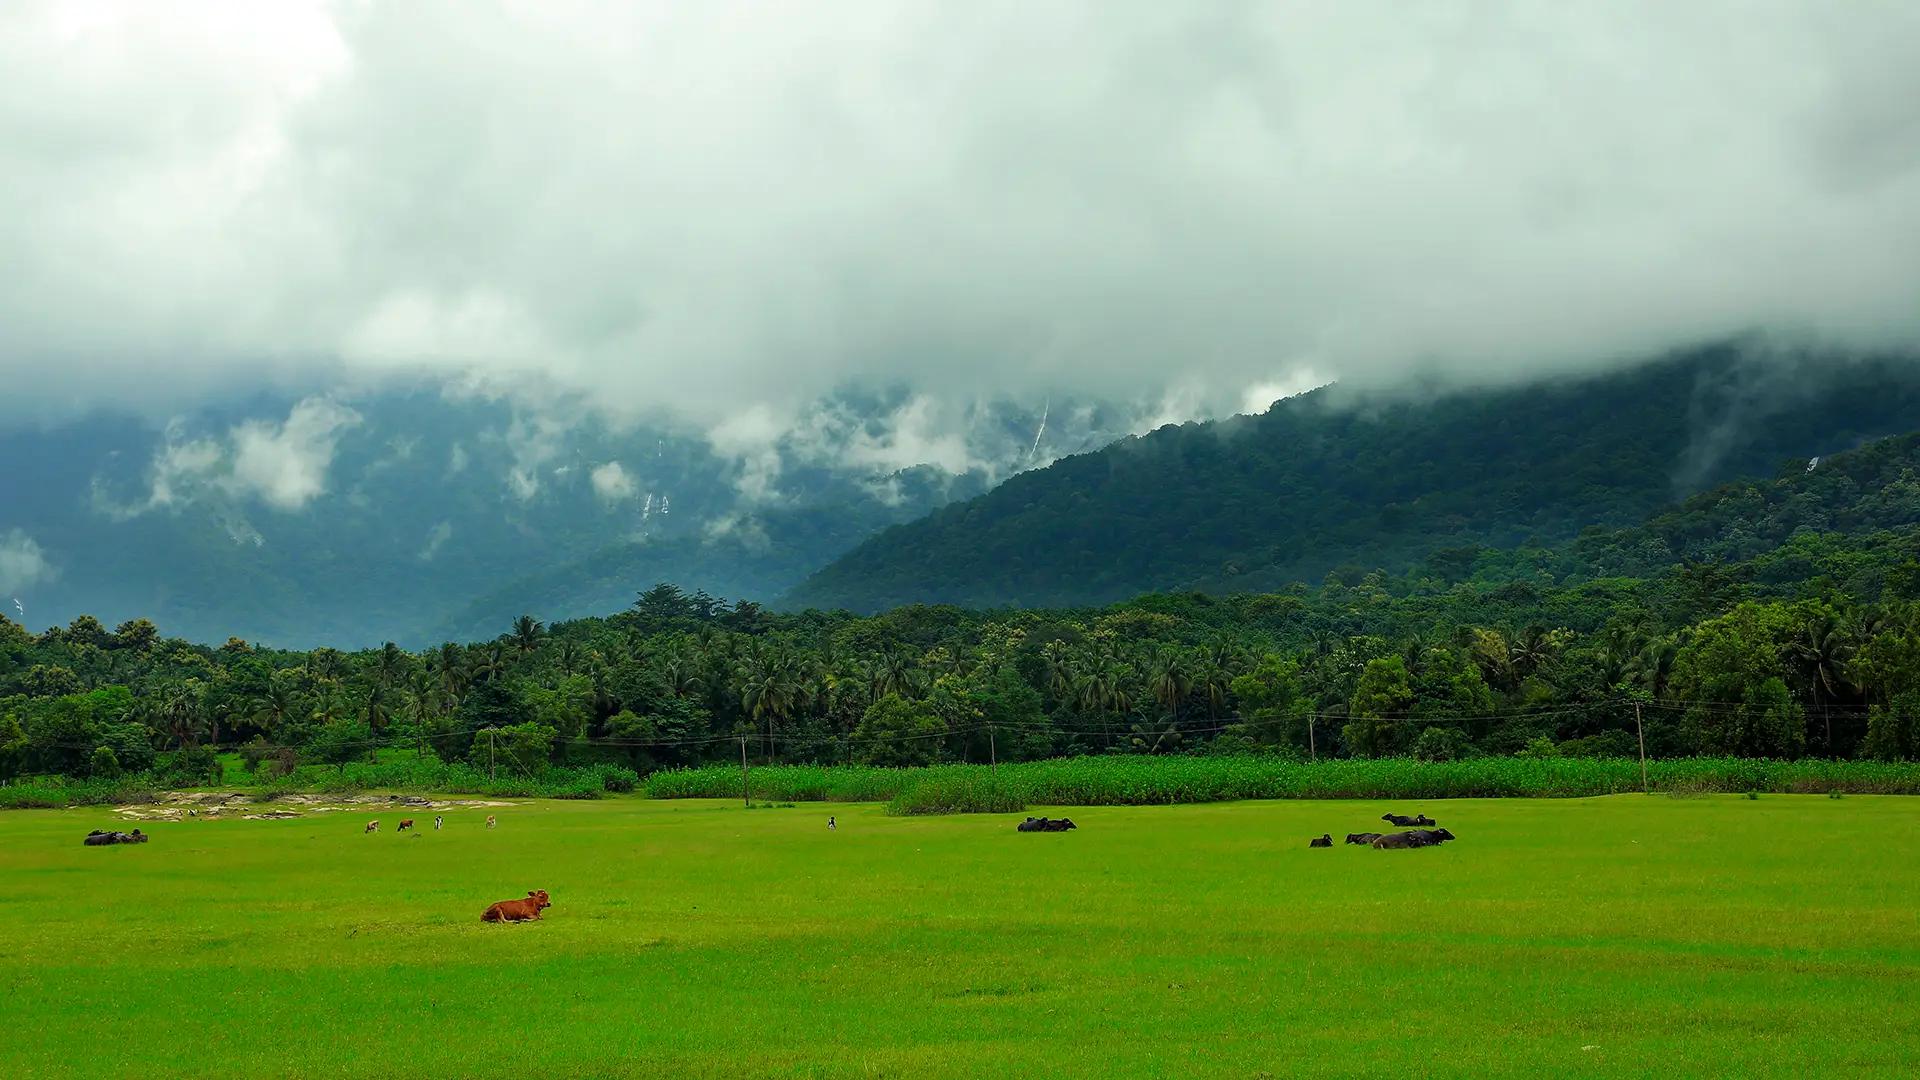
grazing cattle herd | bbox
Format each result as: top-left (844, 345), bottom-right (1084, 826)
top-left (81, 801), bottom-right (1454, 928)
top-left (1321, 814), bottom-right (1456, 849)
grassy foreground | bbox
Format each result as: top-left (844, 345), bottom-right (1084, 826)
top-left (6, 795), bottom-right (1919, 1078)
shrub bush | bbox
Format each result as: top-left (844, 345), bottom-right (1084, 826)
top-left (885, 773), bottom-right (1027, 816)
top-left (648, 755), bottom-right (1920, 805)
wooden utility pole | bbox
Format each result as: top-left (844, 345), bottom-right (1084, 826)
top-left (1308, 717), bottom-right (1317, 762)
top-left (739, 736), bottom-right (752, 809)
top-left (1634, 702), bottom-right (1648, 793)
top-left (989, 725), bottom-right (998, 776)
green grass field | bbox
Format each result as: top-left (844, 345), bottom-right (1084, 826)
top-left (5, 795), bottom-right (1917, 1078)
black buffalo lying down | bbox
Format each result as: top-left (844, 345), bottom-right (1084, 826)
top-left (1371, 827), bottom-right (1456, 849)
top-left (1309, 834), bottom-right (1333, 847)
top-left (83, 829), bottom-right (148, 846)
top-left (1382, 813), bottom-right (1437, 827)
top-left (1345, 832), bottom-right (1383, 845)
top-left (1016, 817), bottom-right (1077, 832)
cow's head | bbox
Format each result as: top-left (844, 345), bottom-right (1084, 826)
top-left (527, 889), bottom-right (551, 910)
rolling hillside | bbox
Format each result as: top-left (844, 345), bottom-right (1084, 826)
top-left (786, 349), bottom-right (1920, 612)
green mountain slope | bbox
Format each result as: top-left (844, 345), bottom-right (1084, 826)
top-left (786, 349), bottom-right (1920, 612)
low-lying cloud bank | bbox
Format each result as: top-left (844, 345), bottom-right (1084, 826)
top-left (94, 397), bottom-right (362, 516)
top-left (2, 1), bottom-right (1917, 434)
top-left (0, 529), bottom-right (55, 596)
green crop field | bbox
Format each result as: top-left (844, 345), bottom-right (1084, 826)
top-left (5, 795), bottom-right (1918, 1078)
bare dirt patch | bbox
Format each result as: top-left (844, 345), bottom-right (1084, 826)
top-left (113, 792), bottom-right (520, 821)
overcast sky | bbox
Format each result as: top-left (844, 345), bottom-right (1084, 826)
top-left (4, 0), bottom-right (1918, 432)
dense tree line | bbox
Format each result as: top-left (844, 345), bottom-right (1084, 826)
top-left (6, 416), bottom-right (1920, 784)
top-left (4, 574), bottom-right (1918, 785)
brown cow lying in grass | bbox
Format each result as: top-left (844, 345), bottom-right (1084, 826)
top-left (482, 889), bottom-right (552, 923)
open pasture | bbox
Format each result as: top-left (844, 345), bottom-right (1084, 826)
top-left (4, 795), bottom-right (1918, 1078)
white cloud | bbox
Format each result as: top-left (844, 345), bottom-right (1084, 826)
top-left (706, 405), bottom-right (789, 502)
top-left (703, 512), bottom-right (770, 553)
top-left (1240, 370), bottom-right (1331, 417)
top-left (836, 396), bottom-right (980, 476)
top-left (418, 521), bottom-right (453, 561)
top-left (0, 530), bottom-right (56, 594)
top-left (102, 396), bottom-right (361, 515)
top-left (499, 413), bottom-right (572, 500)
top-left (146, 435), bottom-right (226, 510)
top-left (227, 397), bottom-right (363, 509)
top-left (590, 461), bottom-right (635, 502)
top-left (2, 2), bottom-right (1918, 430)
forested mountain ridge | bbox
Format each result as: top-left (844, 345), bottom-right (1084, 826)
top-left (5, 423), bottom-right (1920, 790)
top-left (786, 350), bottom-right (1920, 612)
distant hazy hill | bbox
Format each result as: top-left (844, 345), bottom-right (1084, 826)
top-left (786, 349), bottom-right (1920, 612)
top-left (0, 389), bottom-right (1127, 647)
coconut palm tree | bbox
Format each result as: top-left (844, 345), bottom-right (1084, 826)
top-left (661, 646), bottom-right (704, 700)
top-left (738, 648), bottom-right (806, 758)
top-left (1041, 641), bottom-right (1075, 700)
top-left (1629, 637), bottom-right (1679, 699)
top-left (308, 647), bottom-right (343, 684)
top-left (156, 681), bottom-right (208, 750)
top-left (374, 641), bottom-right (407, 689)
top-left (1793, 611), bottom-right (1856, 752)
top-left (403, 669), bottom-right (439, 759)
top-left (364, 684), bottom-right (392, 760)
top-left (871, 645), bottom-right (919, 701)
top-left (247, 678), bottom-right (299, 742)
top-left (511, 615), bottom-right (545, 656)
top-left (1597, 625), bottom-right (1646, 690)
top-left (1146, 646), bottom-right (1193, 722)
top-left (1075, 655), bottom-right (1134, 747)
top-left (310, 690), bottom-right (350, 728)
top-left (1509, 625), bottom-right (1562, 680)
top-left (1192, 658), bottom-right (1232, 719)
top-left (473, 643), bottom-right (508, 684)
top-left (434, 643), bottom-right (469, 707)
